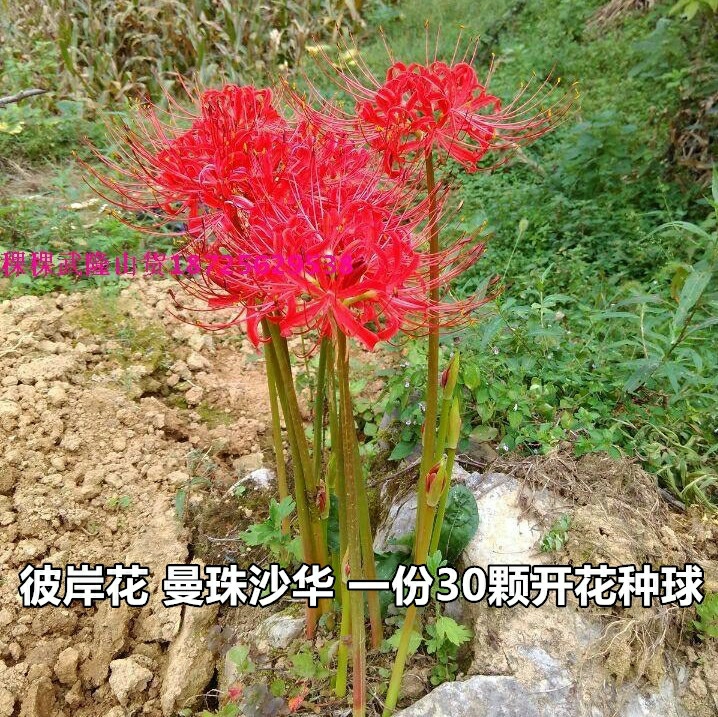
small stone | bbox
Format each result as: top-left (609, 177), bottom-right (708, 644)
top-left (233, 452), bottom-right (264, 475)
top-left (64, 681), bottom-right (83, 708)
top-left (243, 468), bottom-right (275, 489)
top-left (46, 386), bottom-right (67, 406)
top-left (20, 675), bottom-right (56, 717)
top-left (0, 688), bottom-right (14, 717)
top-left (254, 611), bottom-right (305, 653)
top-left (49, 456), bottom-right (66, 472)
top-left (0, 610), bottom-right (12, 628)
top-left (54, 647), bottom-right (79, 685)
top-left (186, 352), bottom-right (208, 371)
top-left (109, 658), bottom-right (153, 706)
top-left (185, 386), bottom-right (204, 405)
top-left (166, 471), bottom-right (190, 487)
top-left (1, 376), bottom-right (18, 387)
top-left (0, 400), bottom-right (20, 419)
top-left (14, 539), bottom-right (47, 561)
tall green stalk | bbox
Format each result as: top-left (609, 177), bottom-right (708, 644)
top-left (266, 322), bottom-right (329, 568)
top-left (383, 460), bottom-right (447, 717)
top-left (336, 330), bottom-right (366, 717)
top-left (328, 349), bottom-right (351, 697)
top-left (313, 338), bottom-right (329, 484)
top-left (350, 423), bottom-right (384, 648)
top-left (262, 324), bottom-right (315, 565)
top-left (429, 397), bottom-right (461, 556)
top-left (416, 149), bottom-right (441, 559)
top-left (265, 347), bottom-right (290, 535)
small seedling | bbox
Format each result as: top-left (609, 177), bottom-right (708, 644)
top-left (239, 497), bottom-right (302, 565)
top-left (106, 495), bottom-right (132, 511)
top-left (540, 514), bottom-right (572, 553)
top-left (425, 615), bottom-right (472, 686)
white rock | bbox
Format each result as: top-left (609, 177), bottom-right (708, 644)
top-left (243, 467), bottom-right (275, 489)
top-left (160, 604), bottom-right (218, 716)
top-left (254, 611), bottom-right (305, 652)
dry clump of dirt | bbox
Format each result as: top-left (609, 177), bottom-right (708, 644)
top-left (0, 279), bottom-right (277, 717)
top-left (491, 452), bottom-right (718, 715)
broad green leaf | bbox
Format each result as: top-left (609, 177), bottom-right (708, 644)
top-left (673, 269), bottom-right (712, 333)
top-left (437, 486), bottom-right (480, 564)
top-left (470, 424), bottom-right (498, 443)
top-left (624, 358), bottom-right (660, 393)
top-left (375, 550), bottom-right (408, 615)
top-left (435, 616), bottom-right (472, 646)
top-left (385, 628), bottom-right (422, 655)
top-left (463, 363), bottom-right (480, 391)
top-left (389, 440), bottom-right (415, 461)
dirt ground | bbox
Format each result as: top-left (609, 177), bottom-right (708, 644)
top-left (0, 278), bottom-right (276, 717)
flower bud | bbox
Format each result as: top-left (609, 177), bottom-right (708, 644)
top-left (441, 352), bottom-right (460, 398)
top-left (425, 460), bottom-right (447, 508)
top-left (447, 397), bottom-right (461, 450)
top-left (316, 481), bottom-right (330, 520)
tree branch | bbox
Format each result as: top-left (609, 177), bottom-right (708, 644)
top-left (0, 88), bottom-right (48, 109)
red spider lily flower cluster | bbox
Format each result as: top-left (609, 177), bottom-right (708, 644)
top-left (93, 83), bottom-right (489, 349)
top-left (93, 85), bottom-right (290, 234)
top-left (295, 43), bottom-right (573, 176)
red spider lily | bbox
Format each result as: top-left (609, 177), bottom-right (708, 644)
top-left (91, 82), bottom-right (492, 349)
top-left (89, 84), bottom-right (290, 234)
top-left (179, 160), bottom-right (490, 349)
top-left (291, 40), bottom-right (573, 176)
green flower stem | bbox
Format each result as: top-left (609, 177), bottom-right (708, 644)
top-left (416, 149), bottom-right (441, 558)
top-left (335, 578), bottom-right (352, 698)
top-left (266, 322), bottom-right (329, 569)
top-left (428, 445), bottom-right (456, 557)
top-left (328, 344), bottom-right (353, 697)
top-left (336, 330), bottom-right (366, 717)
top-left (262, 327), bottom-right (319, 637)
top-left (262, 323), bottom-right (315, 565)
top-left (350, 428), bottom-right (384, 648)
top-left (313, 338), bottom-right (329, 486)
top-left (382, 496), bottom-right (437, 717)
top-left (265, 344), bottom-right (290, 535)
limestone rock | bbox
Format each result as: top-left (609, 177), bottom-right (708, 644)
top-left (160, 604), bottom-right (219, 716)
top-left (254, 611), bottom-right (305, 653)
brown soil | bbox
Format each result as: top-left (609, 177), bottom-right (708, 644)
top-left (0, 279), bottom-right (274, 717)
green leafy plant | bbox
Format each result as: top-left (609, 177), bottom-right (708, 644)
top-left (239, 497), bottom-right (302, 565)
top-left (670, 0), bottom-right (718, 20)
top-left (540, 514), bottom-right (572, 553)
top-left (105, 495), bottom-right (132, 511)
top-left (227, 644), bottom-right (256, 676)
top-left (288, 643), bottom-right (333, 682)
top-left (693, 592), bottom-right (718, 638)
top-left (425, 615), bottom-right (472, 686)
